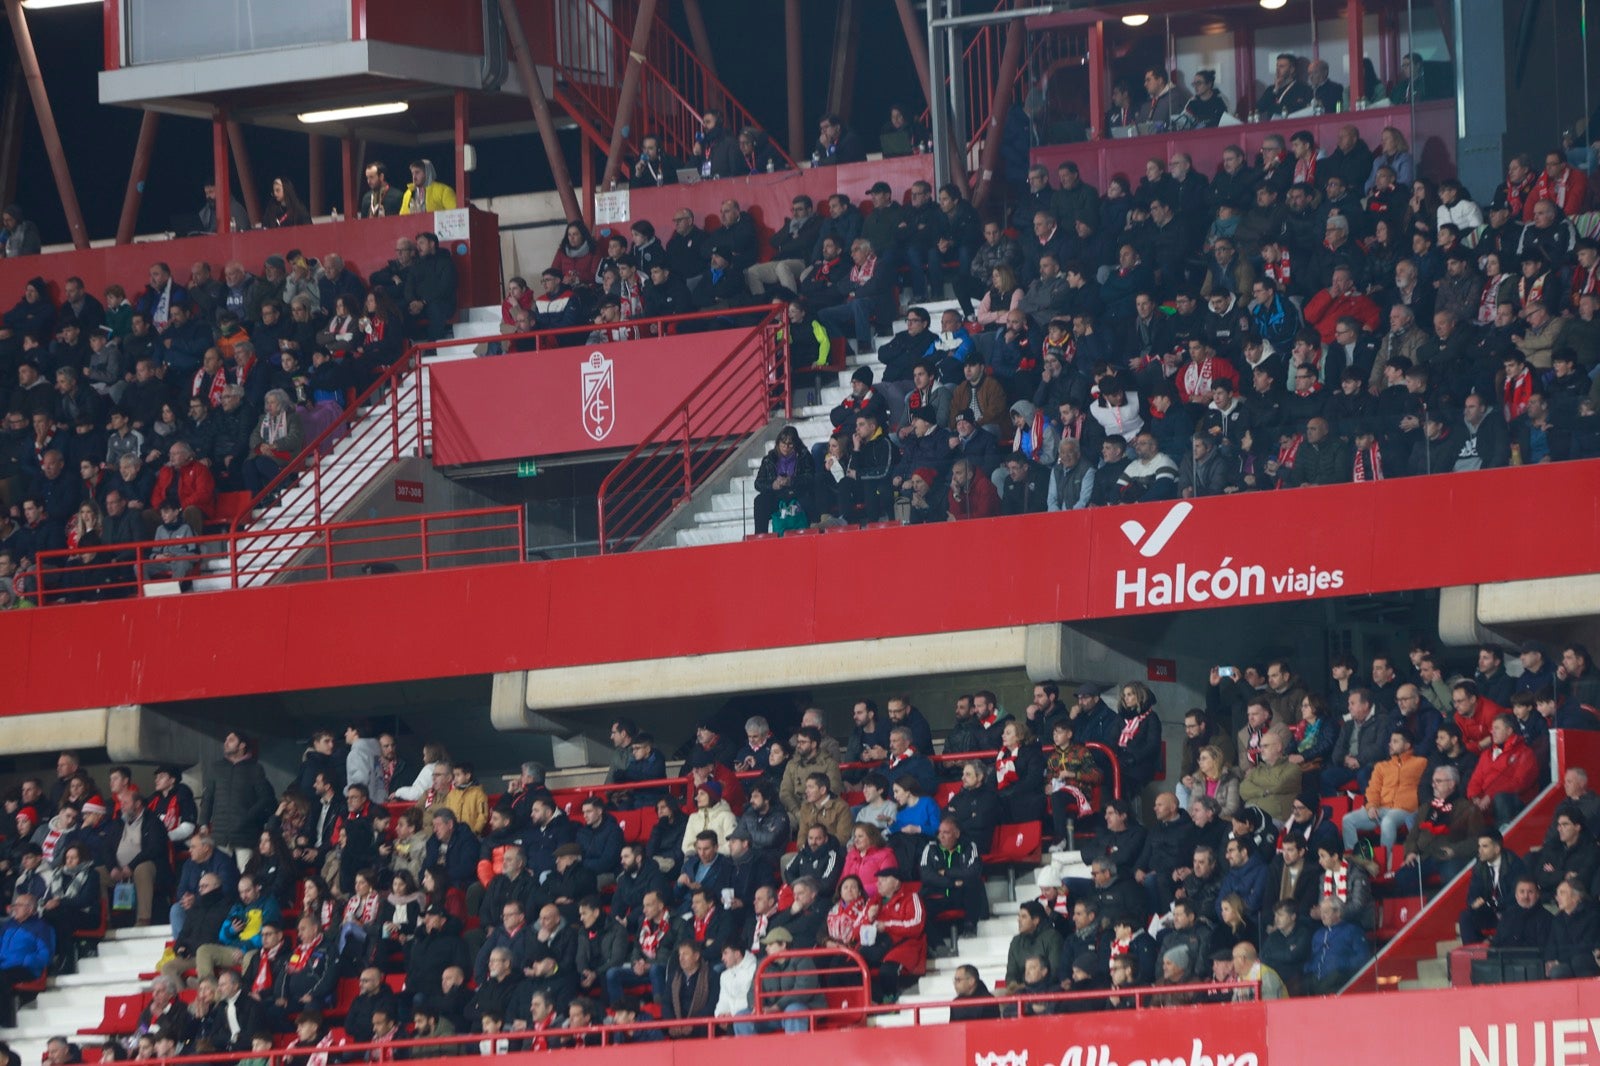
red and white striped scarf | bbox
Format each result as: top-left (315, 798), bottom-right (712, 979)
top-left (994, 747), bottom-right (1020, 789)
top-left (638, 916), bottom-right (669, 959)
top-left (343, 891), bottom-right (380, 926)
top-left (1353, 442), bottom-right (1384, 481)
top-left (850, 255), bottom-right (879, 286)
top-left (1118, 712), bottom-right (1149, 748)
top-left (289, 933), bottom-right (323, 972)
top-left (1321, 862), bottom-right (1350, 902)
top-left (1294, 157), bottom-right (1317, 186)
top-left (1277, 434), bottom-right (1304, 470)
top-left (1262, 249), bottom-right (1292, 291)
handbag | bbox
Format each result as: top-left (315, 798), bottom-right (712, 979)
top-left (771, 500), bottom-right (808, 535)
top-left (112, 881), bottom-right (136, 911)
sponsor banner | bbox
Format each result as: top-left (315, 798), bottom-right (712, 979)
top-left (966, 1001), bottom-right (1267, 1066)
top-left (428, 329), bottom-right (767, 464)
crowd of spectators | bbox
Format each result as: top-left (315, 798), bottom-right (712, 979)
top-left (0, 196), bottom-right (466, 601)
top-left (0, 634), bottom-right (1594, 1053)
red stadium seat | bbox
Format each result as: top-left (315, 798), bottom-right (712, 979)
top-left (78, 992), bottom-right (149, 1036)
top-left (934, 781), bottom-right (961, 809)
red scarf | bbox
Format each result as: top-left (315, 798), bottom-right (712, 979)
top-left (1321, 862), bottom-right (1350, 901)
top-left (149, 791), bottom-right (183, 832)
top-left (343, 892), bottom-right (380, 926)
top-left (1477, 277), bottom-right (1506, 325)
top-left (692, 906), bottom-right (716, 942)
top-left (1422, 796), bottom-right (1456, 835)
top-left (288, 933), bottom-right (323, 972)
top-left (1502, 369), bottom-right (1533, 422)
top-left (252, 944), bottom-right (280, 994)
top-left (826, 898), bottom-right (869, 946)
top-left (1118, 712), bottom-right (1149, 747)
top-left (1263, 249), bottom-right (1292, 290)
top-left (850, 255), bottom-right (879, 286)
top-left (888, 748), bottom-right (919, 770)
top-left (1506, 174), bottom-right (1536, 218)
top-left (994, 747), bottom-right (1020, 790)
top-left (1353, 442), bottom-right (1384, 481)
top-left (1572, 264), bottom-right (1599, 307)
top-left (1294, 157), bottom-right (1317, 186)
top-left (638, 916), bottom-right (668, 959)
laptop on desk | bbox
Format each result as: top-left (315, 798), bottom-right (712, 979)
top-left (675, 168), bottom-right (703, 185)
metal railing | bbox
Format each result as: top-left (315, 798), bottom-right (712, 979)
top-left (31, 506), bottom-right (524, 604)
top-left (596, 307), bottom-right (787, 553)
top-left (82, 978), bottom-right (1265, 1066)
top-left (222, 308), bottom-right (782, 552)
top-left (553, 0), bottom-right (794, 173)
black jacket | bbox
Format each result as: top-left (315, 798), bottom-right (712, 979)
top-left (199, 755), bottom-right (276, 850)
top-left (406, 917), bottom-right (472, 998)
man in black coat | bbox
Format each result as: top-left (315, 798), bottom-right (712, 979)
top-left (345, 966), bottom-right (400, 1044)
top-left (406, 907), bottom-right (472, 1001)
top-left (1459, 828), bottom-right (1527, 943)
top-left (403, 232), bottom-right (457, 341)
top-left (999, 452), bottom-right (1050, 515)
top-left (204, 970), bottom-right (261, 1052)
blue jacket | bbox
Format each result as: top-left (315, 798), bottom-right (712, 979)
top-left (175, 851), bottom-right (238, 900)
top-left (1307, 920), bottom-right (1371, 980)
top-left (891, 796), bottom-right (942, 837)
top-left (884, 754), bottom-right (938, 799)
top-left (0, 916), bottom-right (53, 975)
top-left (576, 817), bottom-right (624, 877)
top-left (1216, 853), bottom-right (1269, 921)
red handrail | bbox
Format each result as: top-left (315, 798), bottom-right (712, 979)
top-left (30, 505), bottom-right (524, 604)
top-left (552, 0), bottom-right (794, 175)
top-left (105, 977), bottom-right (1265, 1066)
top-left (596, 307), bottom-right (786, 553)
top-left (754, 945), bottom-right (871, 1016)
top-left (226, 306), bottom-right (777, 550)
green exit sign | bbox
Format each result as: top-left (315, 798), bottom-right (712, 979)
top-left (517, 459), bottom-right (540, 478)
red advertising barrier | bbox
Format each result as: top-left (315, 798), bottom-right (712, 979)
top-left (3, 460), bottom-right (1600, 715)
top-left (124, 978), bottom-right (1600, 1066)
top-left (616, 156), bottom-right (937, 259)
top-left (0, 208), bottom-right (502, 318)
top-left (429, 327), bottom-right (770, 464)
top-left (1030, 100), bottom-right (1457, 193)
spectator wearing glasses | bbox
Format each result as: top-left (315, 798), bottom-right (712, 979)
top-left (747, 196), bottom-right (821, 298)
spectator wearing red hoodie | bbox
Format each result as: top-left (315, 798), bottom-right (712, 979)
top-left (1467, 714), bottom-right (1539, 829)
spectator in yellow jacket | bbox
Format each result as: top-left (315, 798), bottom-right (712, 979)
top-left (400, 159), bottom-right (458, 214)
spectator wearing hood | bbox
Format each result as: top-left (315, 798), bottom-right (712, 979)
top-left (0, 206), bottom-right (40, 258)
top-left (399, 159), bottom-right (457, 215)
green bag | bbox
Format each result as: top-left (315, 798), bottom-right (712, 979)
top-left (771, 500), bottom-right (809, 534)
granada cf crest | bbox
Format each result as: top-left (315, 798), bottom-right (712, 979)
top-left (581, 351), bottom-right (615, 441)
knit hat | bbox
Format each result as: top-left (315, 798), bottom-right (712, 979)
top-left (852, 366), bottom-right (874, 386)
top-left (1163, 945), bottom-right (1191, 970)
top-left (910, 406), bottom-right (939, 425)
top-left (912, 467), bottom-right (938, 486)
top-left (697, 780), bottom-right (723, 802)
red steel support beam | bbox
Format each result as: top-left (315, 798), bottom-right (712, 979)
top-left (600, 0), bottom-right (659, 191)
top-left (115, 110), bottom-right (160, 245)
top-left (212, 109), bottom-right (231, 237)
top-left (308, 133), bottom-right (325, 216)
top-left (971, 13), bottom-right (1027, 210)
top-left (785, 0), bottom-right (804, 161)
top-left (454, 89), bottom-right (470, 205)
top-left (826, 0), bottom-right (859, 123)
top-left (227, 121), bottom-right (262, 228)
top-left (498, 0), bottom-right (582, 221)
top-left (1348, 0), bottom-right (1365, 104)
top-left (341, 136), bottom-right (357, 217)
top-left (4, 0), bottom-right (87, 247)
top-left (0, 64), bottom-right (23, 214)
top-left (893, 0), bottom-right (933, 112)
top-left (1234, 26), bottom-right (1255, 118)
top-left (1088, 21), bottom-right (1106, 138)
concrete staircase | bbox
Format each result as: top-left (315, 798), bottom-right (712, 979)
top-left (1397, 936), bottom-right (1461, 991)
top-left (1, 924), bottom-right (172, 1064)
top-left (673, 298), bottom-right (963, 549)
top-left (189, 306), bottom-right (503, 592)
top-left (874, 848), bottom-right (1089, 1026)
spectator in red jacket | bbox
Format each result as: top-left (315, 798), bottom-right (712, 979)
top-left (1467, 714), bottom-right (1539, 829)
top-left (1302, 266), bottom-right (1381, 344)
top-left (1526, 151), bottom-right (1589, 222)
top-left (149, 440), bottom-right (216, 532)
top-left (946, 457), bottom-right (1000, 520)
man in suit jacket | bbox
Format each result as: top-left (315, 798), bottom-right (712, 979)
top-left (1459, 827), bottom-right (1527, 944)
top-left (205, 970), bottom-right (261, 1052)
